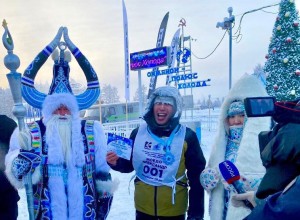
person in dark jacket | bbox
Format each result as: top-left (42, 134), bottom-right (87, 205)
top-left (231, 99), bottom-right (300, 219)
top-left (106, 86), bottom-right (206, 220)
top-left (0, 115), bottom-right (19, 220)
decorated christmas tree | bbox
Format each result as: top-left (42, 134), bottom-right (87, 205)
top-left (265, 0), bottom-right (300, 101)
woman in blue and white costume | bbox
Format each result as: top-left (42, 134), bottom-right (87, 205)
top-left (200, 74), bottom-right (271, 220)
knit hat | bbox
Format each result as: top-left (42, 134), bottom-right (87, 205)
top-left (227, 100), bottom-right (245, 117)
top-left (21, 29), bottom-right (100, 112)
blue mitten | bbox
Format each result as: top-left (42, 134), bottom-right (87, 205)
top-left (12, 149), bottom-right (41, 180)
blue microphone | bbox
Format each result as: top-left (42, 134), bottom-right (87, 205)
top-left (219, 160), bottom-right (254, 210)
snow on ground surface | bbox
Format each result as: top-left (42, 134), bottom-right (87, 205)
top-left (17, 109), bottom-right (218, 220)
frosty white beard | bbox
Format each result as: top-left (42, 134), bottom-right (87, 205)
top-left (46, 115), bottom-right (72, 163)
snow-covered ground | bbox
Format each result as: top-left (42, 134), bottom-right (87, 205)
top-left (17, 110), bottom-right (217, 220)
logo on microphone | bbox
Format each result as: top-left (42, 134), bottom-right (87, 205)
top-left (219, 160), bottom-right (240, 184)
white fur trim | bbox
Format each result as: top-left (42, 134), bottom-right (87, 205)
top-left (42, 93), bottom-right (85, 167)
top-left (64, 51), bottom-right (72, 63)
top-left (5, 128), bottom-right (42, 188)
top-left (42, 93), bottom-right (79, 124)
top-left (5, 149), bottom-right (41, 189)
top-left (94, 121), bottom-right (111, 173)
top-left (49, 176), bottom-right (67, 220)
top-left (51, 49), bottom-right (59, 61)
top-left (5, 149), bottom-right (23, 189)
top-left (71, 117), bottom-right (85, 167)
top-left (67, 165), bottom-right (84, 219)
top-left (206, 74), bottom-right (270, 220)
top-left (31, 165), bottom-right (42, 185)
top-left (95, 178), bottom-right (120, 196)
top-left (46, 124), bottom-right (64, 165)
top-left (51, 49), bottom-right (71, 63)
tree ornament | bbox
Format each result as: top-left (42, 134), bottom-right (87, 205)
top-left (286, 37), bottom-right (292, 43)
top-left (266, 0), bottom-right (300, 101)
top-left (285, 12), bottom-right (291, 17)
top-left (265, 72), bottom-right (269, 78)
top-left (290, 90), bottom-right (296, 96)
top-left (265, 54), bottom-right (269, 59)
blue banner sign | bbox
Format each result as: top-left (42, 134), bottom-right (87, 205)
top-left (130, 46), bottom-right (169, 71)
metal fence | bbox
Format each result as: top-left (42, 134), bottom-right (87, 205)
top-left (102, 115), bottom-right (219, 138)
top-left (24, 113), bottom-right (219, 138)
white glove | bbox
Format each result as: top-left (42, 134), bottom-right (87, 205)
top-left (18, 130), bottom-right (32, 150)
top-left (47, 27), bottom-right (64, 50)
top-left (200, 167), bottom-right (220, 191)
top-left (63, 27), bottom-right (77, 52)
top-left (231, 191), bottom-right (256, 208)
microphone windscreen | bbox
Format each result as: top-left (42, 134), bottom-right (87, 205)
top-left (219, 160), bottom-right (240, 184)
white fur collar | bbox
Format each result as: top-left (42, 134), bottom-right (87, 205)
top-left (207, 74), bottom-right (271, 220)
top-left (42, 93), bottom-right (79, 124)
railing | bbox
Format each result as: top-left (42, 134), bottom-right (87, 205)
top-left (24, 111), bottom-right (220, 138)
top-left (102, 115), bottom-right (219, 138)
top-left (102, 119), bottom-right (142, 137)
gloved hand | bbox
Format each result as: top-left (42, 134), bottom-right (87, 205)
top-left (200, 167), bottom-right (220, 191)
top-left (97, 194), bottom-right (113, 220)
top-left (63, 27), bottom-right (77, 52)
top-left (47, 27), bottom-right (64, 50)
top-left (231, 191), bottom-right (256, 208)
top-left (12, 149), bottom-right (41, 180)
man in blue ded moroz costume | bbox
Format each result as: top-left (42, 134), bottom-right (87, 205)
top-left (5, 27), bottom-right (118, 220)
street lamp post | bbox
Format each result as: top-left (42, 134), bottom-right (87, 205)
top-left (216, 7), bottom-right (235, 90)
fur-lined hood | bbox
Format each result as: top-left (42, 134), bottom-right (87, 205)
top-left (207, 74), bottom-right (271, 220)
top-left (209, 73), bottom-right (271, 171)
top-left (143, 86), bottom-right (183, 132)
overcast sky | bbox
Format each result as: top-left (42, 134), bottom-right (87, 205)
top-left (0, 0), bottom-right (299, 103)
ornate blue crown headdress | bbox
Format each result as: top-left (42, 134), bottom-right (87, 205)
top-left (21, 28), bottom-right (100, 110)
